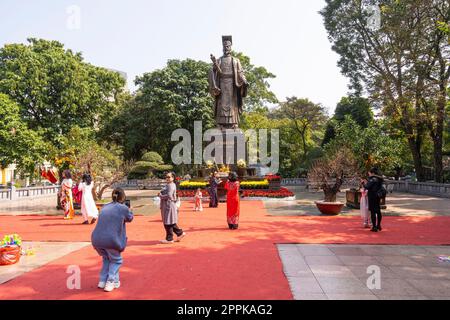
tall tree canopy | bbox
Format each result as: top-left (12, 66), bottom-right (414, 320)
top-left (0, 93), bottom-right (46, 170)
top-left (0, 38), bottom-right (125, 151)
top-left (322, 96), bottom-right (374, 145)
top-left (321, 0), bottom-right (450, 182)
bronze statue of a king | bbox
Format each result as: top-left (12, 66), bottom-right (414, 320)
top-left (208, 36), bottom-right (248, 130)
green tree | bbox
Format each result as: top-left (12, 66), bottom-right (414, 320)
top-left (0, 93), bottom-right (46, 171)
top-left (324, 116), bottom-right (405, 175)
top-left (322, 96), bottom-right (374, 145)
top-left (321, 0), bottom-right (449, 182)
top-left (128, 151), bottom-right (173, 179)
top-left (277, 97), bottom-right (328, 161)
top-left (0, 38), bottom-right (125, 149)
top-left (233, 52), bottom-right (278, 112)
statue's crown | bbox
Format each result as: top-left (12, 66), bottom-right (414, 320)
top-left (222, 35), bottom-right (232, 45)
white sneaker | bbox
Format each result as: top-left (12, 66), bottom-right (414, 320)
top-left (104, 282), bottom-right (115, 292)
top-left (98, 281), bottom-right (106, 289)
top-left (114, 281), bottom-right (121, 289)
top-left (160, 239), bottom-right (175, 244)
top-left (176, 232), bottom-right (187, 242)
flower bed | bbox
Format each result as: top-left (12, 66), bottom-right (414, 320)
top-left (177, 189), bottom-right (210, 197)
top-left (177, 187), bottom-right (294, 199)
top-left (179, 181), bottom-right (209, 190)
top-left (265, 174), bottom-right (281, 181)
top-left (241, 187), bottom-right (294, 198)
top-left (240, 179), bottom-right (269, 189)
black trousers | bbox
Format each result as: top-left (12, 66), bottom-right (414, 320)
top-left (164, 224), bottom-right (183, 241)
top-left (368, 195), bottom-right (382, 228)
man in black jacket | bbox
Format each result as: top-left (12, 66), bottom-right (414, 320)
top-left (363, 168), bottom-right (384, 232)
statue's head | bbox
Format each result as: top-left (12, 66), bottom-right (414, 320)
top-left (222, 35), bottom-right (232, 56)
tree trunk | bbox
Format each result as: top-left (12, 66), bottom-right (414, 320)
top-left (323, 188), bottom-right (337, 202)
top-left (407, 136), bottom-right (425, 181)
top-left (433, 87), bottom-right (446, 183)
top-left (56, 168), bottom-right (63, 210)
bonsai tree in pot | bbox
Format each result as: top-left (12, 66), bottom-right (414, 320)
top-left (307, 146), bottom-right (358, 215)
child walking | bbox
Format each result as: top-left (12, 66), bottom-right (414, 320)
top-left (91, 188), bottom-right (133, 292)
top-left (194, 188), bottom-right (203, 212)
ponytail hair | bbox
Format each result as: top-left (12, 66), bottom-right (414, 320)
top-left (111, 187), bottom-right (126, 203)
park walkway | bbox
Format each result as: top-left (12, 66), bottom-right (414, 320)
top-left (0, 199), bottom-right (450, 299)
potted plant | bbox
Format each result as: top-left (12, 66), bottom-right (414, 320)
top-left (266, 174), bottom-right (282, 190)
top-left (307, 147), bottom-right (358, 215)
top-left (237, 159), bottom-right (247, 177)
top-left (0, 234), bottom-right (22, 265)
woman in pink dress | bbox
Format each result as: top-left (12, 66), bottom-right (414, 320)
top-left (225, 172), bottom-right (240, 230)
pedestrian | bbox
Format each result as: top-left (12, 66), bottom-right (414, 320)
top-left (159, 172), bottom-right (186, 244)
top-left (91, 188), bottom-right (133, 292)
top-left (60, 169), bottom-right (75, 220)
top-left (194, 188), bottom-right (203, 212)
top-left (79, 173), bottom-right (99, 225)
top-left (225, 171), bottom-right (240, 230)
top-left (364, 167), bottom-right (384, 232)
top-left (359, 181), bottom-right (370, 228)
top-left (209, 171), bottom-right (221, 208)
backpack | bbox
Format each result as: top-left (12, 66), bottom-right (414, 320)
top-left (377, 185), bottom-right (387, 199)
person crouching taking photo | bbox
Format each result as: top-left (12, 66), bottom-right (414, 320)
top-left (91, 188), bottom-right (133, 292)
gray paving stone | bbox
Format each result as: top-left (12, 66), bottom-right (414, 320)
top-left (360, 246), bottom-right (404, 256)
top-left (278, 244), bottom-right (450, 300)
top-left (296, 245), bottom-right (334, 256)
top-left (376, 295), bottom-right (430, 300)
top-left (337, 255), bottom-right (380, 266)
top-left (316, 276), bottom-right (372, 294)
top-left (287, 276), bottom-right (324, 294)
top-left (347, 265), bottom-right (399, 280)
top-left (329, 247), bottom-right (367, 256)
top-left (405, 279), bottom-right (450, 296)
top-left (375, 255), bottom-right (423, 267)
top-left (310, 265), bottom-right (357, 278)
top-left (424, 246), bottom-right (450, 256)
top-left (326, 293), bottom-right (378, 300)
top-left (370, 278), bottom-right (424, 296)
top-left (388, 266), bottom-right (449, 280)
top-left (409, 255), bottom-right (450, 267)
top-left (305, 255), bottom-right (343, 266)
top-left (292, 292), bottom-right (328, 300)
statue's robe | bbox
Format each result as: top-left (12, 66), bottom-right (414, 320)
top-left (208, 56), bottom-right (247, 128)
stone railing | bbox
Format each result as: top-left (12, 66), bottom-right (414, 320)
top-left (0, 185), bottom-right (60, 201)
top-left (112, 179), bottom-right (166, 190)
top-left (386, 180), bottom-right (450, 198)
top-left (281, 178), bottom-right (307, 186)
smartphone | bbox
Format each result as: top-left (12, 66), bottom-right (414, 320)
top-left (124, 199), bottom-right (131, 208)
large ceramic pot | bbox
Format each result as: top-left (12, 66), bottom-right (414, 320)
top-left (315, 201), bottom-right (344, 215)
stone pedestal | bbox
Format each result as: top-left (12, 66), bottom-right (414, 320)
top-left (211, 129), bottom-right (247, 166)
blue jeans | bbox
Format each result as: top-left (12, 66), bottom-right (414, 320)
top-left (94, 247), bottom-right (123, 283)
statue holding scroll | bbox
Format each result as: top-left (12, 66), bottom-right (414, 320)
top-left (208, 36), bottom-right (248, 130)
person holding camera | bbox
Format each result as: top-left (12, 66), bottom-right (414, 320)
top-left (91, 188), bottom-right (133, 292)
top-left (158, 172), bottom-right (186, 244)
top-left (363, 167), bottom-right (385, 232)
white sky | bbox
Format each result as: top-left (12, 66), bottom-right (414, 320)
top-left (0, 0), bottom-right (350, 114)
